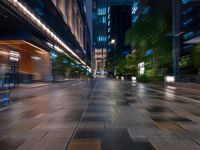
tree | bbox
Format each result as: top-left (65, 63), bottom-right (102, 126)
top-left (191, 44), bottom-right (200, 74)
top-left (125, 13), bottom-right (172, 77)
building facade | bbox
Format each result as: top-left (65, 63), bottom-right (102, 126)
top-left (180, 0), bottom-right (200, 75)
top-left (0, 0), bottom-right (91, 86)
top-left (92, 0), bottom-right (108, 77)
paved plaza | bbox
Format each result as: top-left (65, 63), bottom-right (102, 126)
top-left (0, 79), bottom-right (200, 150)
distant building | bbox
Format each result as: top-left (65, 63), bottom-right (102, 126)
top-left (178, 0), bottom-right (200, 75)
top-left (92, 0), bottom-right (108, 77)
top-left (181, 1), bottom-right (200, 53)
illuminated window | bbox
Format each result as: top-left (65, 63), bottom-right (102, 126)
top-left (108, 28), bottom-right (110, 33)
top-left (108, 14), bottom-right (110, 20)
top-left (98, 8), bottom-right (107, 16)
top-left (132, 2), bottom-right (138, 14)
top-left (97, 36), bottom-right (107, 42)
top-left (183, 31), bottom-right (194, 40)
top-left (102, 16), bottom-right (106, 23)
top-left (182, 7), bottom-right (193, 15)
top-left (142, 7), bottom-right (150, 14)
top-left (108, 20), bottom-right (110, 26)
top-left (107, 6), bottom-right (110, 13)
top-left (183, 18), bottom-right (193, 26)
top-left (182, 0), bottom-right (189, 4)
top-left (132, 15), bottom-right (139, 23)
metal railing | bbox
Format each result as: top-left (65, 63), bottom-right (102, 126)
top-left (176, 75), bottom-right (200, 83)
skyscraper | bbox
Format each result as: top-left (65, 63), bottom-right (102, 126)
top-left (92, 0), bottom-right (108, 77)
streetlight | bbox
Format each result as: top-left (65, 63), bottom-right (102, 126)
top-left (111, 39), bottom-right (116, 76)
top-left (111, 39), bottom-right (116, 44)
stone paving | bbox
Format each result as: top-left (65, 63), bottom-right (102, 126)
top-left (0, 79), bottom-right (200, 150)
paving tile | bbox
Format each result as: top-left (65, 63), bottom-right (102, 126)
top-left (128, 128), bottom-right (176, 139)
top-left (17, 137), bottom-right (69, 150)
top-left (150, 139), bottom-right (200, 150)
top-left (170, 129), bottom-right (200, 139)
top-left (171, 116), bottom-right (193, 122)
top-left (67, 139), bottom-right (101, 150)
top-left (0, 137), bottom-right (24, 150)
top-left (155, 122), bottom-right (181, 129)
top-left (147, 106), bottom-right (170, 113)
top-left (82, 116), bottom-right (111, 122)
top-left (193, 139), bottom-right (200, 145)
top-left (102, 139), bottom-right (155, 150)
top-left (74, 129), bottom-right (104, 139)
top-left (78, 122), bottom-right (105, 129)
top-left (150, 116), bottom-right (172, 122)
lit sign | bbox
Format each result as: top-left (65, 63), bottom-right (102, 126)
top-left (31, 56), bottom-right (41, 60)
top-left (138, 62), bottom-right (145, 75)
top-left (10, 50), bottom-right (20, 62)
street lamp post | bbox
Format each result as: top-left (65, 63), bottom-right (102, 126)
top-left (111, 39), bottom-right (116, 76)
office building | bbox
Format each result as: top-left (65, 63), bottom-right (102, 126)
top-left (92, 0), bottom-right (108, 77)
top-left (0, 0), bottom-right (91, 85)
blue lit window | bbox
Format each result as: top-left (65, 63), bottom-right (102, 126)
top-left (98, 8), bottom-right (107, 16)
top-left (108, 28), bottom-right (110, 33)
top-left (108, 20), bottom-right (110, 26)
top-left (183, 18), bottom-right (193, 26)
top-left (107, 7), bottom-right (110, 13)
top-left (142, 7), bottom-right (150, 14)
top-left (97, 36), bottom-right (107, 42)
top-left (102, 16), bottom-right (106, 23)
top-left (132, 2), bottom-right (138, 14)
top-left (183, 31), bottom-right (194, 40)
top-left (183, 44), bottom-right (193, 49)
top-left (182, 0), bottom-right (189, 4)
top-left (132, 15), bottom-right (139, 23)
top-left (182, 7), bottom-right (193, 15)
top-left (108, 14), bottom-right (110, 20)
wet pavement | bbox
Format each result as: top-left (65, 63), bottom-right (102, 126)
top-left (0, 79), bottom-right (200, 150)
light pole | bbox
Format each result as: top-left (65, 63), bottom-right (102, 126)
top-left (111, 39), bottom-right (116, 76)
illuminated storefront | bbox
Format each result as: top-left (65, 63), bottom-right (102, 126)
top-left (0, 40), bottom-right (52, 85)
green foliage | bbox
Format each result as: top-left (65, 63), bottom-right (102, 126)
top-left (115, 54), bottom-right (138, 76)
top-left (191, 44), bottom-right (200, 74)
top-left (179, 55), bottom-right (192, 69)
top-left (125, 13), bottom-right (172, 77)
top-left (53, 52), bottom-right (88, 79)
top-left (106, 13), bottom-right (172, 80)
top-left (53, 53), bottom-right (73, 76)
top-left (137, 75), bottom-right (164, 83)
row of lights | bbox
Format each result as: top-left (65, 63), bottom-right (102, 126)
top-left (7, 0), bottom-right (92, 72)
